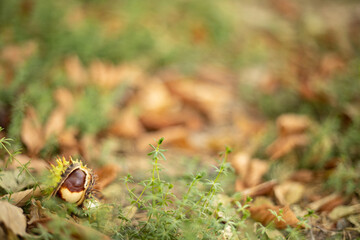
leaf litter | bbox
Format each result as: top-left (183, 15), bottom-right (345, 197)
top-left (1, 0), bottom-right (360, 239)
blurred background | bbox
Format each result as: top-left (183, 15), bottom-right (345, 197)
top-left (1, 0), bottom-right (360, 198)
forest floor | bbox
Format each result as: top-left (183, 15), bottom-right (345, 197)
top-left (1, 0), bottom-right (360, 239)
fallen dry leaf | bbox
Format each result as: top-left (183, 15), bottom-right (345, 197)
top-left (139, 110), bottom-right (203, 131)
top-left (64, 55), bottom-right (88, 87)
top-left (231, 153), bottom-right (250, 178)
top-left (79, 134), bottom-right (100, 162)
top-left (1, 41), bottom-right (37, 66)
top-left (240, 180), bottom-right (277, 198)
top-left (348, 214), bottom-right (360, 229)
top-left (277, 114), bottom-right (311, 137)
top-left (231, 153), bottom-right (269, 188)
top-left (274, 181), bottom-right (305, 205)
top-left (54, 88), bottom-right (74, 114)
top-left (58, 128), bottom-right (80, 157)
top-left (307, 193), bottom-right (344, 212)
top-left (90, 61), bottom-right (141, 89)
top-left (250, 204), bottom-right (300, 229)
top-left (2, 188), bottom-right (42, 207)
top-left (21, 107), bottom-right (45, 156)
top-left (320, 54), bottom-right (345, 77)
top-left (328, 204), bottom-right (360, 221)
top-left (137, 79), bottom-right (180, 113)
top-left (266, 134), bottom-right (309, 160)
top-left (44, 107), bottom-right (67, 140)
top-left (0, 170), bottom-right (34, 193)
top-left (290, 169), bottom-right (315, 183)
top-left (247, 159), bottom-right (269, 187)
top-left (165, 79), bottom-right (232, 124)
top-left (252, 196), bottom-right (275, 207)
top-left (28, 199), bottom-right (47, 225)
top-left (0, 200), bottom-right (27, 237)
top-left (94, 164), bottom-right (121, 190)
top-left (108, 107), bottom-right (144, 138)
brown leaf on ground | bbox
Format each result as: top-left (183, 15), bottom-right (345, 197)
top-left (250, 204), bottom-right (300, 229)
top-left (90, 61), bottom-right (141, 89)
top-left (1, 41), bottom-right (37, 66)
top-left (274, 181), bottom-right (305, 205)
top-left (0, 201), bottom-right (27, 237)
top-left (79, 134), bottom-right (101, 162)
top-left (231, 153), bottom-right (250, 178)
top-left (28, 199), bottom-right (48, 225)
top-left (308, 193), bottom-right (344, 212)
top-left (329, 204), bottom-right (360, 221)
top-left (2, 188), bottom-right (42, 207)
top-left (21, 107), bottom-right (45, 156)
top-left (290, 169), bottom-right (315, 183)
top-left (44, 107), bottom-right (67, 140)
top-left (231, 153), bottom-right (269, 188)
top-left (247, 159), bottom-right (269, 187)
top-left (0, 170), bottom-right (32, 193)
top-left (139, 109), bottom-right (204, 131)
top-left (54, 88), bottom-right (74, 114)
top-left (196, 65), bottom-right (234, 84)
top-left (240, 180), bottom-right (277, 198)
top-left (58, 128), bottom-right (79, 157)
top-left (108, 107), bottom-right (144, 138)
top-left (64, 55), bottom-right (88, 87)
top-left (137, 80), bottom-right (179, 113)
top-left (94, 164), bottom-right (120, 190)
top-left (266, 113), bottom-right (311, 161)
top-left (320, 54), bottom-right (345, 77)
top-left (266, 134), bottom-right (309, 160)
top-left (277, 114), bottom-right (311, 137)
top-left (165, 79), bottom-right (232, 124)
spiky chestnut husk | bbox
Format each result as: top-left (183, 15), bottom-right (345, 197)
top-left (49, 157), bottom-right (96, 206)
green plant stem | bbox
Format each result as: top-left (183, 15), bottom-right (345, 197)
top-left (0, 139), bottom-right (41, 190)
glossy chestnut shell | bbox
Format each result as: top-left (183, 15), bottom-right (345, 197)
top-left (51, 160), bottom-right (95, 206)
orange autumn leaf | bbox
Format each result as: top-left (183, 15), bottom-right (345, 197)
top-left (266, 114), bottom-right (312, 160)
top-left (231, 153), bottom-right (269, 188)
top-left (266, 134), bottom-right (309, 160)
top-left (21, 107), bottom-right (45, 156)
top-left (240, 180), bottom-right (277, 198)
top-left (277, 114), bottom-right (311, 137)
top-left (108, 107), bottom-right (144, 138)
top-left (44, 107), bottom-right (66, 140)
top-left (250, 204), bottom-right (300, 229)
top-left (94, 164), bottom-right (121, 190)
top-left (64, 55), bottom-right (88, 87)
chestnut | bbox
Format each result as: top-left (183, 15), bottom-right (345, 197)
top-left (50, 157), bottom-right (95, 206)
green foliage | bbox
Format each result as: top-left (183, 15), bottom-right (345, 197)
top-left (67, 87), bottom-right (111, 134)
top-left (119, 139), bottom-right (238, 239)
top-left (0, 126), bottom-right (40, 203)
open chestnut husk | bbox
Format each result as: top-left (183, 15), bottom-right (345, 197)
top-left (49, 157), bottom-right (96, 207)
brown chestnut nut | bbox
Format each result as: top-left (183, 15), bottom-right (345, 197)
top-left (50, 157), bottom-right (95, 206)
